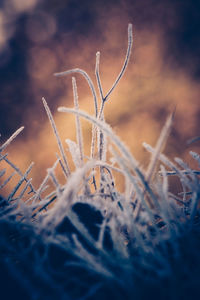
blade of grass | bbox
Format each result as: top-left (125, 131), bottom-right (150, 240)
top-left (72, 77), bottom-right (84, 165)
top-left (145, 111), bottom-right (174, 183)
top-left (0, 126), bottom-right (24, 153)
top-left (42, 97), bottom-right (70, 177)
top-left (7, 162), bottom-right (34, 202)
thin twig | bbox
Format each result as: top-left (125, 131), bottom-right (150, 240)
top-left (95, 51), bottom-right (104, 101)
top-left (104, 23), bottom-right (133, 101)
top-left (159, 170), bottom-right (200, 176)
top-left (31, 195), bottom-right (57, 219)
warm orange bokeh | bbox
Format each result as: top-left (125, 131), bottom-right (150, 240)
top-left (0, 6), bottom-right (199, 197)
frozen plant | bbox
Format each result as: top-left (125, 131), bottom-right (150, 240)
top-left (0, 24), bottom-right (200, 300)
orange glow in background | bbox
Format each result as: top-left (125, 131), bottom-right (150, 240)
top-left (0, 1), bottom-right (199, 196)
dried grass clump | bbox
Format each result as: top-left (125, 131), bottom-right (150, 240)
top-left (0, 24), bottom-right (200, 300)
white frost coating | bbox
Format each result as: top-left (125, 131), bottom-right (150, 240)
top-left (72, 77), bottom-right (84, 165)
top-left (65, 139), bottom-right (81, 168)
top-left (104, 23), bottom-right (133, 101)
top-left (95, 51), bottom-right (104, 101)
top-left (0, 126), bottom-right (24, 153)
top-left (43, 161), bottom-right (94, 229)
top-left (54, 68), bottom-right (98, 118)
top-left (58, 107), bottom-right (139, 170)
top-left (145, 112), bottom-right (174, 183)
top-left (42, 97), bottom-right (70, 177)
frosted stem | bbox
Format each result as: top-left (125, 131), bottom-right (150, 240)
top-left (42, 97), bottom-right (70, 177)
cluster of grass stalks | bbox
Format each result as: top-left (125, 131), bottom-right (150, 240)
top-left (0, 24), bottom-right (200, 300)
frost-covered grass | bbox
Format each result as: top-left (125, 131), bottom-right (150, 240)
top-left (0, 24), bottom-right (200, 300)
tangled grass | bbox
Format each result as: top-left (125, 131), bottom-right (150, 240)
top-left (0, 24), bottom-right (200, 300)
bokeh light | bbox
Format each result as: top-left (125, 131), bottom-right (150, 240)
top-left (0, 0), bottom-right (199, 196)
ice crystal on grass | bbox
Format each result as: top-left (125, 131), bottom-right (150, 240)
top-left (0, 24), bottom-right (200, 300)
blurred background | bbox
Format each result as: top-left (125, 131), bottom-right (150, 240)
top-left (0, 0), bottom-right (200, 194)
